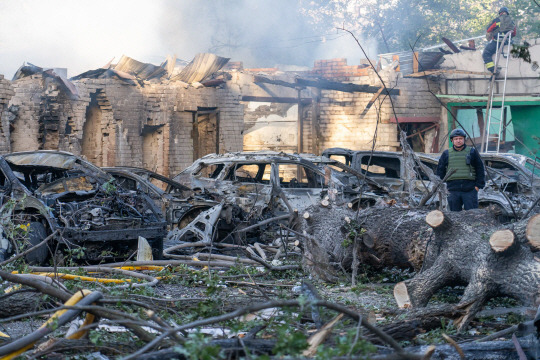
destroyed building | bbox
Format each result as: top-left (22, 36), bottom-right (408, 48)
top-left (0, 37), bottom-right (538, 177)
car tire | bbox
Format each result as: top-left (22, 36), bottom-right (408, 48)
top-left (24, 222), bottom-right (49, 265)
top-left (149, 237), bottom-right (164, 260)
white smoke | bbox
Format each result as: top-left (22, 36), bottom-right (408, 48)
top-left (0, 0), bottom-right (376, 79)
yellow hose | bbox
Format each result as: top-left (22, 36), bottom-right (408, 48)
top-left (116, 266), bottom-right (164, 271)
top-left (12, 272), bottom-right (132, 284)
top-left (0, 290), bottom-right (96, 360)
top-left (11, 266), bottom-right (168, 285)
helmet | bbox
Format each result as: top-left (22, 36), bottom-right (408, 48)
top-left (449, 128), bottom-right (467, 139)
top-left (499, 6), bottom-right (509, 14)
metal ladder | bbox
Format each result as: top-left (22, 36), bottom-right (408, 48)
top-left (483, 32), bottom-right (512, 153)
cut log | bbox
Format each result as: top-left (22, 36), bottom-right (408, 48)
top-left (303, 212), bottom-right (310, 220)
top-left (526, 213), bottom-right (540, 251)
top-left (489, 229), bottom-right (515, 252)
top-left (320, 199), bottom-right (330, 207)
top-left (425, 210), bottom-right (452, 231)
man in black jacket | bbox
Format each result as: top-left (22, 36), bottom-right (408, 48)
top-left (437, 129), bottom-right (486, 211)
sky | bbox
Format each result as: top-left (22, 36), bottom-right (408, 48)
top-left (0, 0), bottom-right (375, 79)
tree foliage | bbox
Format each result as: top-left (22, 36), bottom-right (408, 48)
top-left (299, 0), bottom-right (540, 53)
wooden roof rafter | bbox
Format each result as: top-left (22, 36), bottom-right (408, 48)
top-left (253, 75), bottom-right (400, 95)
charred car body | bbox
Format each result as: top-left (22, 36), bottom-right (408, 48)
top-left (323, 148), bottom-right (540, 218)
top-left (0, 151), bottom-right (166, 264)
top-left (172, 151), bottom-right (388, 216)
top-left (166, 151), bottom-right (389, 244)
top-left (103, 166), bottom-right (218, 229)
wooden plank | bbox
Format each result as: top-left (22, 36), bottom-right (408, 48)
top-left (253, 75), bottom-right (299, 89)
top-left (442, 37), bottom-right (461, 53)
top-left (392, 54), bottom-right (400, 71)
top-left (358, 88), bottom-right (384, 119)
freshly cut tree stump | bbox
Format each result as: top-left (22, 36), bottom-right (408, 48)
top-left (526, 213), bottom-right (540, 251)
top-left (489, 229), bottom-right (515, 253)
top-left (425, 210), bottom-right (452, 231)
top-left (394, 282), bottom-right (411, 309)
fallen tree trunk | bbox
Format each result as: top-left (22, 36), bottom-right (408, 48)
top-left (400, 209), bottom-right (540, 330)
top-left (300, 205), bottom-right (501, 271)
top-left (300, 205), bottom-right (540, 331)
top-left (0, 290), bottom-right (45, 318)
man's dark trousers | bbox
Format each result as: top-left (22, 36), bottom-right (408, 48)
top-left (448, 189), bottom-right (478, 211)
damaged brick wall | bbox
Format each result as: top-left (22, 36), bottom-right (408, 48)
top-left (314, 59), bottom-right (441, 152)
top-left (8, 75), bottom-right (44, 152)
top-left (3, 75), bottom-right (244, 176)
top-left (311, 58), bottom-right (371, 80)
top-left (0, 75), bottom-right (14, 153)
top-left (236, 59), bottom-right (441, 156)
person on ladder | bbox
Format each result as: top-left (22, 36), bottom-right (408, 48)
top-left (482, 6), bottom-right (517, 75)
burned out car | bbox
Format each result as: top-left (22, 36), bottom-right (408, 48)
top-left (0, 151), bottom-right (166, 264)
top-left (323, 148), bottom-right (441, 206)
top-left (474, 152), bottom-right (540, 217)
top-left (323, 148), bottom-right (540, 218)
top-left (172, 151), bottom-right (389, 217)
top-left (103, 167), bottom-right (218, 229)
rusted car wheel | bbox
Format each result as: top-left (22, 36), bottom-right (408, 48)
top-left (24, 222), bottom-right (49, 265)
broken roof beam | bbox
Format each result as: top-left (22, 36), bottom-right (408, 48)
top-left (253, 75), bottom-right (303, 89)
top-left (296, 78), bottom-right (399, 95)
top-left (253, 75), bottom-right (399, 95)
top-left (241, 95), bottom-right (312, 104)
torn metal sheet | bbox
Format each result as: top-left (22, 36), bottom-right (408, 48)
top-left (160, 54), bottom-right (177, 79)
top-left (114, 55), bottom-right (166, 80)
top-left (166, 203), bottom-right (223, 244)
top-left (70, 68), bottom-right (138, 85)
top-left (12, 63), bottom-right (79, 97)
top-left (171, 53), bottom-right (230, 84)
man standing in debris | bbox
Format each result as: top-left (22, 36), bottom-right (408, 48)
top-left (482, 6), bottom-right (517, 74)
top-left (437, 129), bottom-right (485, 211)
